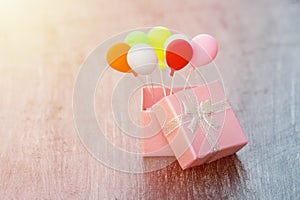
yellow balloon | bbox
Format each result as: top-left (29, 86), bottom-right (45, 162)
top-left (148, 26), bottom-right (171, 70)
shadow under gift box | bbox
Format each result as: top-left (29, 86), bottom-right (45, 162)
top-left (150, 81), bottom-right (248, 170)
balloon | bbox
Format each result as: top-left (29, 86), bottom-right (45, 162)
top-left (166, 39), bottom-right (193, 76)
top-left (106, 43), bottom-right (137, 76)
top-left (190, 34), bottom-right (218, 68)
top-left (124, 31), bottom-right (150, 46)
top-left (164, 34), bottom-right (189, 51)
top-left (127, 44), bottom-right (158, 75)
top-left (148, 26), bottom-right (171, 70)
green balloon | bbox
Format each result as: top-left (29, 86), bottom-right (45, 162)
top-left (124, 31), bottom-right (150, 46)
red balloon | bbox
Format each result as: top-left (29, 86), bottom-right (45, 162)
top-left (166, 39), bottom-right (193, 76)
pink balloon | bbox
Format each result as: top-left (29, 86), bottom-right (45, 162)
top-left (190, 34), bottom-right (218, 68)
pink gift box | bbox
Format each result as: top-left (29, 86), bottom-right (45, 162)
top-left (141, 87), bottom-right (176, 157)
top-left (152, 81), bottom-right (248, 169)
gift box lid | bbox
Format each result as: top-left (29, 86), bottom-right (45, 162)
top-left (152, 81), bottom-right (248, 169)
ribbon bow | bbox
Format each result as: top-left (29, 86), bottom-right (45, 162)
top-left (182, 99), bottom-right (220, 133)
top-left (159, 90), bottom-right (231, 160)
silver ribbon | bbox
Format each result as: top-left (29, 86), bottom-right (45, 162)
top-left (162, 90), bottom-right (231, 156)
top-left (182, 99), bottom-right (220, 133)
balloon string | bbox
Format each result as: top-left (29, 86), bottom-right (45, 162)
top-left (136, 75), bottom-right (145, 85)
top-left (183, 67), bottom-right (193, 90)
top-left (136, 75), bottom-right (153, 101)
top-left (160, 70), bottom-right (167, 96)
top-left (150, 76), bottom-right (155, 101)
top-left (146, 75), bottom-right (155, 103)
top-left (170, 72), bottom-right (176, 95)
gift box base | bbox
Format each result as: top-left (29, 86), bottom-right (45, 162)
top-left (141, 87), bottom-right (187, 157)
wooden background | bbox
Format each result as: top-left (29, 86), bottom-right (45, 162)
top-left (0, 0), bottom-right (299, 199)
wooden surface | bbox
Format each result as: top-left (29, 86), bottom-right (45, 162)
top-left (0, 0), bottom-right (300, 199)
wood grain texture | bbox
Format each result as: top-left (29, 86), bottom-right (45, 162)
top-left (0, 0), bottom-right (299, 199)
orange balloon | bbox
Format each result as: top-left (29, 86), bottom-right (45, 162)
top-left (106, 43), bottom-right (137, 76)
